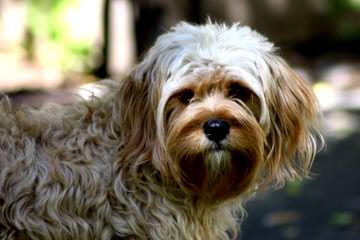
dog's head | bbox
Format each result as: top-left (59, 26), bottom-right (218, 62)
top-left (118, 22), bottom-right (322, 204)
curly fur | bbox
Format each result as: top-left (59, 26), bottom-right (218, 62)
top-left (0, 21), bottom-right (323, 240)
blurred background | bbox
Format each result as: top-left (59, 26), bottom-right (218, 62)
top-left (0, 0), bottom-right (359, 239)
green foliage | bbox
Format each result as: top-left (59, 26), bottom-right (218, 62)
top-left (329, 0), bottom-right (360, 39)
top-left (347, 0), bottom-right (360, 11)
top-left (338, 21), bottom-right (360, 39)
top-left (330, 212), bottom-right (355, 226)
top-left (27, 0), bottom-right (92, 73)
top-left (285, 180), bottom-right (304, 198)
top-left (330, 0), bottom-right (360, 16)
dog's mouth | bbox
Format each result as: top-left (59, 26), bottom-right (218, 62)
top-left (209, 141), bottom-right (226, 151)
top-left (177, 147), bottom-right (259, 203)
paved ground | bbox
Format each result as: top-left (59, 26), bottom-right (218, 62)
top-left (239, 113), bottom-right (360, 240)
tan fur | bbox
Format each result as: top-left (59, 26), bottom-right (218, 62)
top-left (0, 22), bottom-right (323, 240)
top-left (262, 56), bottom-right (322, 188)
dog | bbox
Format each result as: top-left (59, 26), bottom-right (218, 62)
top-left (0, 22), bottom-right (323, 239)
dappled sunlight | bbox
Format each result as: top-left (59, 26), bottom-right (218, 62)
top-left (312, 62), bottom-right (360, 139)
top-left (0, 0), bottom-right (135, 92)
top-left (321, 110), bottom-right (360, 139)
top-left (74, 82), bottom-right (107, 100)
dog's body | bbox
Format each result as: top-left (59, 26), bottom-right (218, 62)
top-left (0, 22), bottom-right (322, 239)
top-left (0, 83), bottom-right (237, 239)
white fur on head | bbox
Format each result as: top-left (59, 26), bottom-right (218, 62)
top-left (133, 22), bottom-right (277, 142)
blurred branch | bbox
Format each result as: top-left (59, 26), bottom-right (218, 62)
top-left (93, 0), bottom-right (110, 79)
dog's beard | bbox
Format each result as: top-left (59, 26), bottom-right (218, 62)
top-left (173, 147), bottom-right (260, 203)
top-left (165, 103), bottom-right (264, 203)
top-left (206, 149), bottom-right (232, 177)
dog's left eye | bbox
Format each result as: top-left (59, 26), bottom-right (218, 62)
top-left (178, 90), bottom-right (194, 105)
top-left (228, 83), bottom-right (252, 102)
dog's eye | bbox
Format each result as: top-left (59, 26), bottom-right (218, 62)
top-left (228, 83), bottom-right (252, 102)
top-left (178, 89), bottom-right (194, 105)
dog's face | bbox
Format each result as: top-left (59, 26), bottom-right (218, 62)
top-left (163, 71), bottom-right (264, 202)
top-left (122, 22), bottom-right (322, 204)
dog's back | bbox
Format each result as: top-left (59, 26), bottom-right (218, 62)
top-left (0, 94), bottom-right (117, 239)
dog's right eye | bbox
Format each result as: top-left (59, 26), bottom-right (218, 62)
top-left (178, 90), bottom-right (194, 105)
top-left (228, 83), bottom-right (252, 102)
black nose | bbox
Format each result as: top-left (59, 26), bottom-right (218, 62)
top-left (203, 119), bottom-right (230, 142)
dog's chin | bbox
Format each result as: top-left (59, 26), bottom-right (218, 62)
top-left (177, 145), bottom-right (260, 203)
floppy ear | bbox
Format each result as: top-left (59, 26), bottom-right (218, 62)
top-left (111, 67), bottom-right (159, 176)
top-left (113, 49), bottom-right (180, 179)
top-left (262, 55), bottom-right (323, 188)
top-left (117, 74), bottom-right (156, 138)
